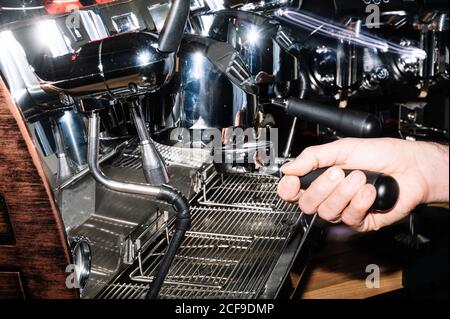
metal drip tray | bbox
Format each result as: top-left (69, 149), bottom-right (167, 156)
top-left (130, 231), bottom-right (254, 289)
top-left (98, 173), bottom-right (312, 299)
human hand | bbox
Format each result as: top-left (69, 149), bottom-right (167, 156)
top-left (277, 138), bottom-right (449, 232)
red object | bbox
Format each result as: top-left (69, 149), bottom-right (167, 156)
top-left (44, 0), bottom-right (115, 15)
top-left (44, 1), bottom-right (83, 14)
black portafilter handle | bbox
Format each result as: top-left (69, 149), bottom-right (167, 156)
top-left (273, 98), bottom-right (382, 138)
top-left (299, 168), bottom-right (400, 212)
top-left (158, 0), bottom-right (191, 54)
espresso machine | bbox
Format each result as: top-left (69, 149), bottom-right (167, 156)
top-left (0, 0), bottom-right (447, 299)
top-left (0, 0), bottom-right (317, 299)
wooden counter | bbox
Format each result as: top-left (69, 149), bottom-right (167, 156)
top-left (292, 224), bottom-right (405, 299)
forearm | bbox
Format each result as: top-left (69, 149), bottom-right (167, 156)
top-left (417, 142), bottom-right (449, 204)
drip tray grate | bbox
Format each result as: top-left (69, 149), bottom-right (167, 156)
top-left (198, 175), bottom-right (298, 211)
top-left (130, 231), bottom-right (254, 289)
top-left (98, 174), bottom-right (306, 299)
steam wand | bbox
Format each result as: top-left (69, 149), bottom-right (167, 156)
top-left (87, 112), bottom-right (190, 299)
top-left (130, 100), bottom-right (169, 186)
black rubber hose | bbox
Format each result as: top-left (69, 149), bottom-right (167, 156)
top-left (146, 186), bottom-right (191, 299)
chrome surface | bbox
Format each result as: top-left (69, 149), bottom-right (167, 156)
top-left (61, 138), bottom-right (309, 299)
top-left (131, 103), bottom-right (170, 185)
top-left (70, 236), bottom-right (92, 291)
top-left (190, 10), bottom-right (300, 100)
top-left (114, 142), bottom-right (213, 170)
top-left (88, 113), bottom-right (162, 198)
top-left (55, 140), bottom-right (129, 192)
top-left (1, 0), bottom-right (445, 302)
top-left (198, 174), bottom-right (291, 210)
top-left (183, 35), bottom-right (259, 95)
top-left (0, 0), bottom-right (168, 120)
top-left (36, 32), bottom-right (175, 100)
top-left (67, 167), bottom-right (171, 299)
top-left (81, 113), bottom-right (193, 299)
top-left (189, 8), bottom-right (445, 104)
top-left (64, 137), bottom-right (208, 299)
top-left (170, 41), bottom-right (259, 130)
top-left (51, 118), bottom-right (75, 185)
top-left (200, 0), bottom-right (296, 13)
top-left (56, 110), bottom-right (88, 168)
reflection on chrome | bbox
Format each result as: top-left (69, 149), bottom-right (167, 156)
top-left (277, 9), bottom-right (427, 60)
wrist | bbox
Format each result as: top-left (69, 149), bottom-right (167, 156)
top-left (417, 142), bottom-right (449, 204)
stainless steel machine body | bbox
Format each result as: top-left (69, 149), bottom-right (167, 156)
top-left (0, 0), bottom-right (315, 299)
top-left (0, 0), bottom-right (447, 300)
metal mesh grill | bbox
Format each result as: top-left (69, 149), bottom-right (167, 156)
top-left (130, 231), bottom-right (254, 289)
top-left (112, 142), bottom-right (211, 169)
top-left (159, 207), bottom-right (300, 299)
top-left (198, 174), bottom-right (298, 212)
top-left (98, 174), bottom-right (304, 299)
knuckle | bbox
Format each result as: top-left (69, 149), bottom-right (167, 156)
top-left (299, 147), bottom-right (319, 165)
top-left (326, 167), bottom-right (346, 181)
top-left (318, 203), bottom-right (338, 221)
top-left (335, 184), bottom-right (352, 197)
top-left (351, 198), bottom-right (369, 213)
top-left (299, 197), bottom-right (316, 214)
top-left (302, 146), bottom-right (316, 156)
top-left (341, 211), bottom-right (359, 226)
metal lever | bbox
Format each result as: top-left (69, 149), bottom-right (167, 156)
top-left (272, 98), bottom-right (382, 138)
top-left (158, 0), bottom-right (191, 54)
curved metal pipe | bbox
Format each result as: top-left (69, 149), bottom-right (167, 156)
top-left (87, 113), bottom-right (191, 298)
top-left (88, 114), bottom-right (161, 197)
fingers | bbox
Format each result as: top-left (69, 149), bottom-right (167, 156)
top-left (277, 175), bottom-right (302, 202)
top-left (282, 140), bottom-right (352, 177)
top-left (277, 138), bottom-right (405, 232)
top-left (298, 167), bottom-right (346, 214)
top-left (278, 166), bottom-right (383, 232)
top-left (341, 184), bottom-right (377, 231)
top-left (317, 171), bottom-right (367, 222)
